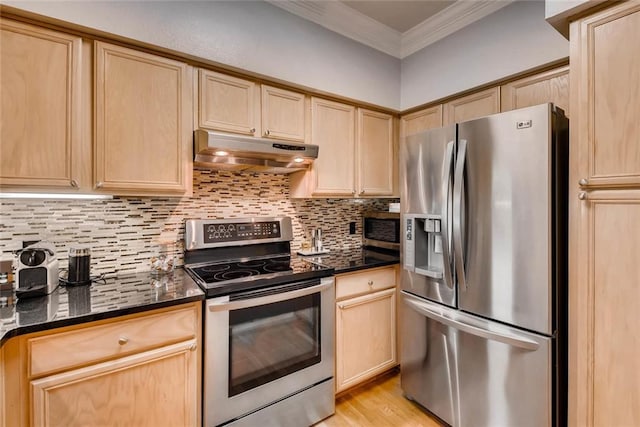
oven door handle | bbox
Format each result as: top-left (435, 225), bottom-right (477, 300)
top-left (208, 279), bottom-right (333, 311)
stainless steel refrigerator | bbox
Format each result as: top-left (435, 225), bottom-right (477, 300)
top-left (399, 103), bottom-right (568, 427)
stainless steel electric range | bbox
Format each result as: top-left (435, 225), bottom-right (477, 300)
top-left (184, 217), bottom-right (335, 427)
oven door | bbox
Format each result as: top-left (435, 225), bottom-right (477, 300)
top-left (205, 276), bottom-right (334, 426)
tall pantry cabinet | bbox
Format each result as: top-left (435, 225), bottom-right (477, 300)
top-left (568, 2), bottom-right (640, 427)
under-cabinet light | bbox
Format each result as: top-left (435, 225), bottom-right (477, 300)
top-left (0, 193), bottom-right (113, 200)
top-left (293, 157), bottom-right (305, 163)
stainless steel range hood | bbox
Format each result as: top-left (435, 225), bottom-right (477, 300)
top-left (194, 129), bottom-right (318, 174)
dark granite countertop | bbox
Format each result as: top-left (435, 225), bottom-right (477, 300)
top-left (302, 246), bottom-right (400, 274)
top-left (0, 268), bottom-right (204, 346)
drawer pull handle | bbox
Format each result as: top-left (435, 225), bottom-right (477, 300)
top-left (190, 343), bottom-right (197, 352)
top-left (368, 280), bottom-right (374, 286)
top-left (118, 337), bottom-right (129, 345)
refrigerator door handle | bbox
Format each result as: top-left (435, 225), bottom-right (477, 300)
top-left (453, 139), bottom-right (468, 290)
top-left (403, 293), bottom-right (540, 351)
top-left (440, 140), bottom-right (455, 290)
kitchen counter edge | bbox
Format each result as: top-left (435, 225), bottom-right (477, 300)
top-left (0, 269), bottom-right (205, 347)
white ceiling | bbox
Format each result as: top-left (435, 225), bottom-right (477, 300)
top-left (342, 0), bottom-right (455, 33)
top-left (268, 0), bottom-right (515, 58)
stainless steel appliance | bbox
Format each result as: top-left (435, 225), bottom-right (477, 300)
top-left (15, 241), bottom-right (59, 298)
top-left (183, 217), bottom-right (335, 427)
top-left (400, 103), bottom-right (568, 427)
top-left (363, 211), bottom-right (400, 251)
top-left (194, 130), bottom-right (319, 173)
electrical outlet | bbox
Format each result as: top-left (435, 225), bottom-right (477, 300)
top-left (349, 222), bottom-right (357, 234)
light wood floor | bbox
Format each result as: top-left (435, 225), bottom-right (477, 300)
top-left (315, 370), bottom-right (444, 427)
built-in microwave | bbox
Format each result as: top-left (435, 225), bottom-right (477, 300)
top-left (363, 211), bottom-right (400, 251)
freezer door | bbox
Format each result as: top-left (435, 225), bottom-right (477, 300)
top-left (400, 125), bottom-right (456, 307)
top-left (456, 314), bottom-right (552, 427)
top-left (401, 292), bottom-right (458, 426)
top-left (456, 104), bottom-right (557, 334)
top-left (402, 292), bottom-right (553, 427)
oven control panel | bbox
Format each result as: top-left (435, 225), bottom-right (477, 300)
top-left (185, 217), bottom-right (293, 250)
top-left (203, 221), bottom-right (281, 243)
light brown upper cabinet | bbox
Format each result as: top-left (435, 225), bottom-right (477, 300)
top-left (443, 87), bottom-right (500, 125)
top-left (0, 19), bottom-right (86, 190)
top-left (357, 108), bottom-right (395, 197)
top-left (261, 84), bottom-right (307, 142)
top-left (400, 105), bottom-right (443, 140)
top-left (501, 66), bottom-right (570, 116)
top-left (290, 97), bottom-right (356, 197)
top-left (198, 69), bottom-right (259, 136)
top-left (291, 103), bottom-right (396, 198)
top-left (94, 41), bottom-right (193, 196)
top-left (569, 3), bottom-right (640, 427)
top-left (197, 70), bottom-right (307, 142)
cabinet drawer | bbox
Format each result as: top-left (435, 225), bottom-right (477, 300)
top-left (336, 266), bottom-right (396, 300)
top-left (28, 305), bottom-right (197, 378)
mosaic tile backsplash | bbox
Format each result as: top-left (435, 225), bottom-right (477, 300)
top-left (0, 170), bottom-right (395, 277)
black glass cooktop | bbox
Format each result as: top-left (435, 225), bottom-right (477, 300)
top-left (189, 256), bottom-right (294, 283)
top-left (185, 255), bottom-right (333, 297)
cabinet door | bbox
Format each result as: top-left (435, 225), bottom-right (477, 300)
top-left (95, 41), bottom-right (192, 195)
top-left (357, 108), bottom-right (395, 197)
top-left (261, 84), bottom-right (306, 142)
top-left (31, 340), bottom-right (199, 427)
top-left (570, 192), bottom-right (640, 427)
top-left (443, 87), bottom-right (500, 125)
top-left (335, 287), bottom-right (397, 393)
top-left (0, 19), bottom-right (83, 189)
top-left (501, 66), bottom-right (569, 116)
top-left (400, 105), bottom-right (443, 139)
top-left (309, 97), bottom-right (356, 196)
top-left (572, 4), bottom-right (640, 189)
top-left (199, 69), bottom-right (258, 136)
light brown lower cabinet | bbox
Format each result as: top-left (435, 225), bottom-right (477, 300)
top-left (335, 266), bottom-right (398, 394)
top-left (31, 340), bottom-right (197, 427)
top-left (1, 302), bottom-right (201, 427)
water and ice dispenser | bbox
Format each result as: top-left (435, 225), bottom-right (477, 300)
top-left (403, 214), bottom-right (445, 280)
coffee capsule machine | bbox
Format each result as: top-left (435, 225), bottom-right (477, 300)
top-left (15, 241), bottom-right (59, 298)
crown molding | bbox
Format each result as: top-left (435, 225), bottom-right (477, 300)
top-left (401, 1), bottom-right (514, 58)
top-left (267, 0), bottom-right (401, 57)
top-left (268, 0), bottom-right (515, 59)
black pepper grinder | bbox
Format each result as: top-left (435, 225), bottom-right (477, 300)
top-left (68, 246), bottom-right (91, 285)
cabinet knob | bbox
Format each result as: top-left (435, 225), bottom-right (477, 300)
top-left (70, 179), bottom-right (79, 188)
top-left (265, 129), bottom-right (271, 136)
top-left (359, 190), bottom-right (365, 196)
top-left (189, 343), bottom-right (197, 352)
top-left (118, 336), bottom-right (129, 345)
top-left (579, 178), bottom-right (588, 186)
top-left (367, 280), bottom-right (374, 286)
top-left (578, 192), bottom-right (588, 200)
top-left (249, 128), bottom-right (256, 134)
top-left (96, 181), bottom-right (104, 188)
